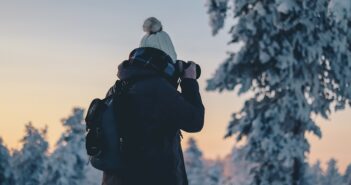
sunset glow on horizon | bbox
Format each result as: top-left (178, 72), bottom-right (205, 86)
top-left (1, 0), bottom-right (350, 172)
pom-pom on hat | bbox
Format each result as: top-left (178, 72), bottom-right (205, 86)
top-left (140, 17), bottom-right (177, 62)
top-left (143, 17), bottom-right (163, 34)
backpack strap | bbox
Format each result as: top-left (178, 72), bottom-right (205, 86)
top-left (108, 75), bottom-right (159, 151)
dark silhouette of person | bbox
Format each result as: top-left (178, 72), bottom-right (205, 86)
top-left (102, 17), bottom-right (205, 185)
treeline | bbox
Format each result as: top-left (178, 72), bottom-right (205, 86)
top-left (0, 108), bottom-right (350, 185)
top-left (0, 108), bottom-right (101, 185)
top-left (184, 138), bottom-right (351, 185)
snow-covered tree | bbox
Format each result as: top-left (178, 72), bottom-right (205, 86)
top-left (323, 159), bottom-right (343, 185)
top-left (206, 0), bottom-right (228, 35)
top-left (45, 107), bottom-right (101, 185)
top-left (221, 147), bottom-right (252, 185)
top-left (11, 123), bottom-right (48, 185)
top-left (343, 164), bottom-right (351, 185)
top-left (184, 138), bottom-right (205, 185)
top-left (304, 160), bottom-right (324, 185)
top-left (204, 160), bottom-right (224, 185)
top-left (84, 165), bottom-right (103, 185)
top-left (205, 0), bottom-right (351, 185)
top-left (0, 137), bottom-right (15, 185)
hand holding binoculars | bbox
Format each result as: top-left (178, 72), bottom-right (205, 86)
top-left (176, 60), bottom-right (201, 79)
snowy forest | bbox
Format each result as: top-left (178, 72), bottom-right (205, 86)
top-left (0, 108), bottom-right (350, 185)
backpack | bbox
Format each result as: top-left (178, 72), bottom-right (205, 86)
top-left (85, 79), bottom-right (135, 172)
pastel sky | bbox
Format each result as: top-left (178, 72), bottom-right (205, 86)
top-left (0, 0), bottom-right (350, 172)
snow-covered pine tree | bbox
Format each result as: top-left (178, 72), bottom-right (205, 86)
top-left (204, 160), bottom-right (223, 185)
top-left (221, 147), bottom-right (252, 185)
top-left (84, 164), bottom-right (103, 185)
top-left (0, 137), bottom-right (15, 185)
top-left (45, 107), bottom-right (101, 185)
top-left (205, 0), bottom-right (351, 185)
top-left (206, 0), bottom-right (228, 36)
top-left (322, 159), bottom-right (343, 185)
top-left (11, 123), bottom-right (48, 185)
top-left (184, 138), bottom-right (205, 185)
top-left (304, 160), bottom-right (324, 185)
top-left (343, 164), bottom-right (351, 185)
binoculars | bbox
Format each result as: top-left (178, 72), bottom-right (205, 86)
top-left (176, 60), bottom-right (201, 79)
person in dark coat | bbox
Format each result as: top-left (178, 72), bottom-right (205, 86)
top-left (102, 17), bottom-right (205, 185)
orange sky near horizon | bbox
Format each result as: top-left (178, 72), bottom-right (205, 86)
top-left (0, 0), bottom-right (350, 173)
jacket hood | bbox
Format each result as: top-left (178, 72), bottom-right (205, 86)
top-left (117, 47), bottom-right (176, 81)
top-left (117, 60), bottom-right (158, 80)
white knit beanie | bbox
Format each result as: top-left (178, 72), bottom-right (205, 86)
top-left (140, 17), bottom-right (177, 63)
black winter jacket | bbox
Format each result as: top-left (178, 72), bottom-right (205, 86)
top-left (103, 48), bottom-right (205, 185)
